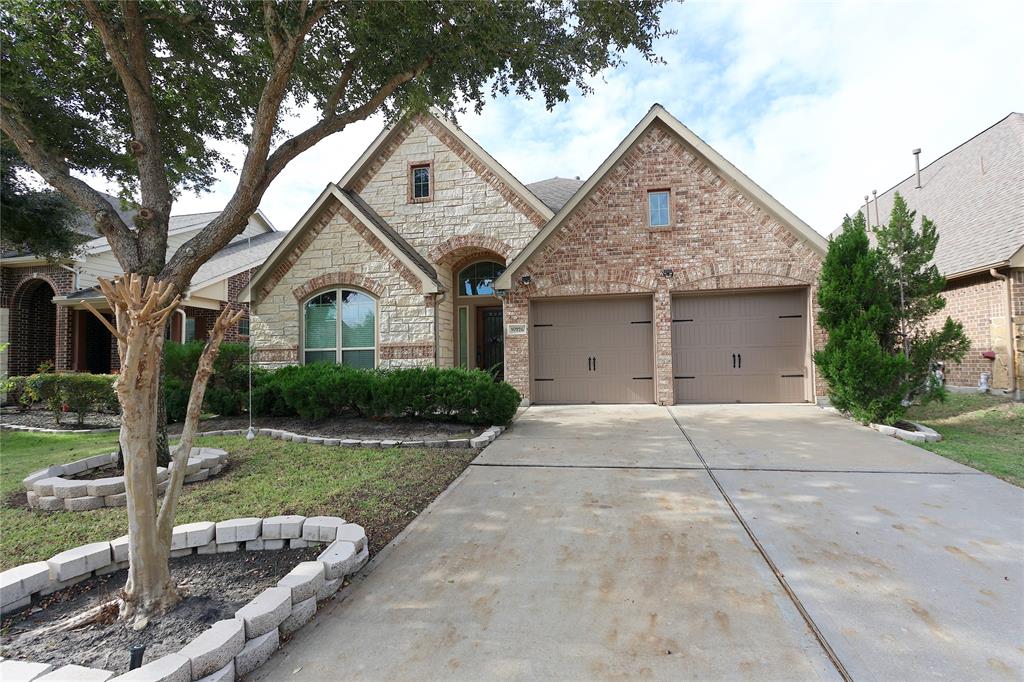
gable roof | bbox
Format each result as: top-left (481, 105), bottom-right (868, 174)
top-left (842, 112), bottom-right (1024, 278)
top-left (495, 105), bottom-right (827, 290)
top-left (338, 108), bottom-right (554, 222)
top-left (190, 230), bottom-right (286, 290)
top-left (526, 177), bottom-right (586, 211)
top-left (238, 184), bottom-right (439, 303)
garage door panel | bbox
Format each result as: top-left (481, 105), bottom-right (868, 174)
top-left (672, 289), bottom-right (809, 404)
top-left (532, 297), bottom-right (653, 404)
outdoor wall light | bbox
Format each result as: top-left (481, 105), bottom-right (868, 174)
top-left (662, 268), bottom-right (674, 278)
top-left (520, 275), bottom-right (532, 285)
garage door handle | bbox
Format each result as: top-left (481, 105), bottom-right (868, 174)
top-left (587, 356), bottom-right (593, 371)
top-left (732, 353), bottom-right (736, 368)
top-left (738, 353), bottom-right (742, 368)
top-left (593, 356), bottom-right (597, 372)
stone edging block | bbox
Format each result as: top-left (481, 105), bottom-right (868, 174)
top-left (23, 448), bottom-right (229, 513)
top-left (1, 514), bottom-right (368, 682)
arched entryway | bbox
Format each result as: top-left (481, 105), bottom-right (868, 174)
top-left (452, 256), bottom-right (506, 377)
top-left (10, 279), bottom-right (57, 375)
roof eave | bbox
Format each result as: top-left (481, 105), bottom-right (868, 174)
top-left (496, 105), bottom-right (826, 290)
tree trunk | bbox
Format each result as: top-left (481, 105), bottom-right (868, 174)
top-left (84, 274), bottom-right (242, 628)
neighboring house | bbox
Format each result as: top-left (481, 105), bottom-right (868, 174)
top-left (848, 112), bottom-right (1023, 398)
top-left (0, 196), bottom-right (281, 376)
top-left (243, 105), bottom-right (828, 406)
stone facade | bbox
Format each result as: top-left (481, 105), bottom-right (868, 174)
top-left (250, 201), bottom-right (435, 368)
top-left (930, 268), bottom-right (1022, 391)
top-left (252, 114), bottom-right (544, 370)
top-left (501, 122), bottom-right (825, 404)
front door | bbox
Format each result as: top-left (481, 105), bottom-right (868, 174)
top-left (476, 306), bottom-right (504, 377)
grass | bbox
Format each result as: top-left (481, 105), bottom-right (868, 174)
top-left (0, 432), bottom-right (475, 569)
top-left (904, 393), bottom-right (1024, 487)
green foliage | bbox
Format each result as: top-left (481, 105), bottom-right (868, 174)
top-left (163, 341), bottom-right (252, 422)
top-left (267, 364), bottom-right (519, 425)
top-left (0, 144), bottom-right (85, 260)
top-left (0, 0), bottom-right (668, 199)
top-left (21, 373), bottom-right (117, 425)
top-left (815, 198), bottom-right (970, 424)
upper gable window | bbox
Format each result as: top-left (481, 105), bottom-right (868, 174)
top-left (410, 162), bottom-right (432, 202)
top-left (648, 190), bottom-right (671, 227)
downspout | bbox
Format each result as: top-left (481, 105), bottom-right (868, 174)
top-left (989, 269), bottom-right (1018, 398)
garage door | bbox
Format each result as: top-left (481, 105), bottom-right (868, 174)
top-left (531, 297), bottom-right (654, 404)
top-left (672, 289), bottom-right (809, 403)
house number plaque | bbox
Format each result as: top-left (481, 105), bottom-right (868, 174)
top-left (506, 323), bottom-right (528, 336)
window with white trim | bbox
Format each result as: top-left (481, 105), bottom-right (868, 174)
top-left (648, 190), bottom-right (670, 227)
top-left (303, 289), bottom-right (377, 368)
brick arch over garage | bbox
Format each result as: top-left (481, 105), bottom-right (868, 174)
top-left (429, 234), bottom-right (513, 266)
top-left (520, 267), bottom-right (660, 298)
top-left (672, 260), bottom-right (819, 292)
top-left (292, 271), bottom-right (386, 302)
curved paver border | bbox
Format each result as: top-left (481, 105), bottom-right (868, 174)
top-left (0, 515), bottom-right (369, 682)
top-left (0, 423), bottom-right (120, 434)
top-left (256, 424), bottom-right (504, 450)
top-left (819, 406), bottom-right (942, 443)
top-left (21, 448), bottom-right (229, 513)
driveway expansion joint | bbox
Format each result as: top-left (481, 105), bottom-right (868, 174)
top-left (668, 408), bottom-right (853, 682)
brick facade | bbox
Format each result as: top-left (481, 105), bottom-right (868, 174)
top-left (0, 264), bottom-right (75, 375)
top-left (931, 268), bottom-right (1022, 391)
top-left (501, 121), bottom-right (825, 404)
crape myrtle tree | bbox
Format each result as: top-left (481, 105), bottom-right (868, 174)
top-left (0, 0), bottom-right (669, 627)
top-left (814, 195), bottom-right (969, 425)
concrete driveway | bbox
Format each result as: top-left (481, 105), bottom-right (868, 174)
top-left (257, 404), bottom-right (1023, 681)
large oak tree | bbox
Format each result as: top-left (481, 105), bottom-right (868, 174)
top-left (0, 0), bottom-right (669, 626)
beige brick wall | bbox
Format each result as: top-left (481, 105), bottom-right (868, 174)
top-left (355, 118), bottom-right (540, 263)
top-left (251, 204), bottom-right (434, 368)
top-left (502, 122), bottom-right (825, 404)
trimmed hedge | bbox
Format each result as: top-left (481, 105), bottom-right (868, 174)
top-left (164, 341), bottom-right (251, 422)
top-left (269, 364), bottom-right (519, 425)
top-left (19, 372), bottom-right (118, 425)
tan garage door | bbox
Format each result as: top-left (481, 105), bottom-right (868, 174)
top-left (531, 297), bottom-right (654, 404)
top-left (672, 289), bottom-right (809, 403)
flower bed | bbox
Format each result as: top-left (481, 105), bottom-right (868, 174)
top-left (256, 424), bottom-right (504, 449)
top-left (21, 448), bottom-right (228, 513)
top-left (0, 515), bottom-right (368, 681)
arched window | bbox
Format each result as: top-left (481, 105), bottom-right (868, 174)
top-left (303, 289), bottom-right (377, 367)
top-left (457, 261), bottom-right (505, 297)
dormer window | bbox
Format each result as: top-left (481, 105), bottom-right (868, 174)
top-left (409, 161), bottom-right (432, 202)
top-left (648, 189), bottom-right (671, 227)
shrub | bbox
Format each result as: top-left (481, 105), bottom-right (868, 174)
top-left (21, 372), bottom-right (118, 425)
top-left (250, 367), bottom-right (290, 417)
top-left (266, 363), bottom-right (519, 425)
top-left (163, 340), bottom-right (251, 421)
top-left (4, 376), bottom-right (29, 410)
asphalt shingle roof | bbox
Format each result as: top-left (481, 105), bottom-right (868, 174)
top-left (526, 177), bottom-right (586, 212)
top-left (190, 231), bottom-right (286, 287)
top-left (844, 112), bottom-right (1024, 277)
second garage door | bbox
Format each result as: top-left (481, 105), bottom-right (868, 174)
top-left (531, 297), bottom-right (654, 404)
top-left (672, 289), bottom-right (810, 403)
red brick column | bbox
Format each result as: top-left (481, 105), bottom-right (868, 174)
top-left (653, 283), bottom-right (673, 405)
top-left (502, 292), bottom-right (530, 403)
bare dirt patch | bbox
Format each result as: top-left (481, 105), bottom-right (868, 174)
top-left (0, 547), bottom-right (318, 674)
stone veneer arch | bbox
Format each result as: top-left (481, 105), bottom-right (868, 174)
top-left (292, 271), bottom-right (386, 302)
top-left (429, 234), bottom-right (514, 266)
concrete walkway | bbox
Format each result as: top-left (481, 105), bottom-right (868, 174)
top-left (256, 404), bottom-right (1023, 681)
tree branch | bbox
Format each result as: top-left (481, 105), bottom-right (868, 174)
top-left (0, 101), bottom-right (137, 260)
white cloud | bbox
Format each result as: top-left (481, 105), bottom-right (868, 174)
top-left (153, 0), bottom-right (1024, 235)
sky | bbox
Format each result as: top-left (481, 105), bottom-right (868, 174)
top-left (166, 0), bottom-right (1024, 236)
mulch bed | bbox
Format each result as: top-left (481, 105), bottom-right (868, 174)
top-left (1, 406), bottom-right (483, 441)
top-left (0, 406), bottom-right (119, 430)
top-left (167, 414), bottom-right (482, 440)
top-left (0, 547), bottom-right (320, 674)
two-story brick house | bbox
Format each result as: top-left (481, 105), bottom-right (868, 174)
top-left (243, 105), bottom-right (829, 405)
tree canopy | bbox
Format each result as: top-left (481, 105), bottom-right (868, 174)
top-left (1, 0), bottom-right (669, 287)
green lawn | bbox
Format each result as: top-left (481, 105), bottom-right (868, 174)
top-left (905, 393), bottom-right (1024, 487)
top-left (0, 431), bottom-right (474, 569)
